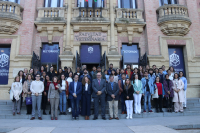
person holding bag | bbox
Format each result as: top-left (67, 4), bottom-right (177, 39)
top-left (23, 74), bottom-right (33, 115)
top-left (48, 76), bottom-right (61, 120)
top-left (172, 73), bottom-right (184, 113)
top-left (11, 76), bottom-right (22, 115)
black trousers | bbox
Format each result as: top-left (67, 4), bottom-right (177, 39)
top-left (154, 95), bottom-right (163, 111)
top-left (81, 92), bottom-right (91, 116)
top-left (42, 90), bottom-right (48, 112)
top-left (26, 104), bottom-right (32, 114)
top-left (94, 96), bottom-right (106, 118)
top-left (166, 97), bottom-right (173, 109)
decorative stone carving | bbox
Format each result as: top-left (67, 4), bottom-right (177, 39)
top-left (73, 26), bottom-right (108, 32)
top-left (157, 4), bottom-right (192, 36)
top-left (0, 1), bottom-right (23, 35)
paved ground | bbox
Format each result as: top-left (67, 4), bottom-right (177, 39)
top-left (0, 116), bottom-right (199, 133)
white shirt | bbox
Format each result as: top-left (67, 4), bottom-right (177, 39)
top-left (11, 82), bottom-right (22, 101)
top-left (135, 79), bottom-right (138, 87)
top-left (66, 77), bottom-right (73, 86)
top-left (123, 80), bottom-right (125, 84)
top-left (169, 74), bottom-right (174, 81)
top-left (61, 80), bottom-right (66, 91)
top-left (30, 80), bottom-right (44, 95)
top-left (85, 83), bottom-right (88, 91)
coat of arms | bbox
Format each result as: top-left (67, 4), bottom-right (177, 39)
top-left (0, 53), bottom-right (9, 67)
top-left (169, 51), bottom-right (180, 67)
top-left (88, 47), bottom-right (93, 54)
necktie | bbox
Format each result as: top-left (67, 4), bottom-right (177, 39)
top-left (98, 80), bottom-right (100, 85)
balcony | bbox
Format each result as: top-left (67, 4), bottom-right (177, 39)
top-left (156, 4), bottom-right (191, 36)
top-left (71, 7), bottom-right (110, 32)
top-left (34, 7), bottom-right (66, 43)
top-left (115, 8), bottom-right (146, 44)
top-left (0, 1), bottom-right (23, 34)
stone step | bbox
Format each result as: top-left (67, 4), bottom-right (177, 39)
top-left (0, 111), bottom-right (200, 120)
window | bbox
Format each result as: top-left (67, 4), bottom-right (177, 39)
top-left (3, 0), bottom-right (20, 4)
top-left (77, 0), bottom-right (104, 8)
top-left (159, 0), bottom-right (177, 6)
top-left (44, 0), bottom-right (63, 7)
top-left (118, 0), bottom-right (137, 9)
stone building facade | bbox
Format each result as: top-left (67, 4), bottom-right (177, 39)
top-left (0, 0), bottom-right (200, 99)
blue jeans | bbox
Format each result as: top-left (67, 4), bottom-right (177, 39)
top-left (32, 95), bottom-right (42, 117)
top-left (59, 91), bottom-right (67, 113)
top-left (71, 98), bottom-right (80, 118)
top-left (144, 91), bottom-right (151, 111)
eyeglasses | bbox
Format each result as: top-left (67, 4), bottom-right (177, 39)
top-left (36, 76), bottom-right (40, 77)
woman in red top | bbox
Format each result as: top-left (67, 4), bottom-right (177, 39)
top-left (152, 76), bottom-right (165, 113)
top-left (42, 75), bottom-right (51, 115)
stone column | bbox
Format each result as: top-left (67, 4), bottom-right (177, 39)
top-left (107, 0), bottom-right (121, 68)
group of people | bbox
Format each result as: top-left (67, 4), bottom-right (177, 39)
top-left (10, 63), bottom-right (187, 120)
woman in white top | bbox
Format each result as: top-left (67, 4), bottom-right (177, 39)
top-left (59, 74), bottom-right (69, 115)
top-left (172, 73), bottom-right (184, 113)
top-left (132, 74), bottom-right (143, 115)
top-left (10, 76), bottom-right (22, 115)
top-left (65, 72), bottom-right (73, 112)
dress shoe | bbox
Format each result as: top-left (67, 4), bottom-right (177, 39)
top-left (49, 111), bottom-right (51, 114)
top-left (13, 112), bottom-right (15, 116)
top-left (30, 117), bottom-right (35, 120)
top-left (63, 112), bottom-right (67, 115)
top-left (121, 111), bottom-right (125, 114)
top-left (115, 117), bottom-right (119, 120)
top-left (76, 117), bottom-right (79, 120)
top-left (51, 117), bottom-right (54, 120)
top-left (17, 112), bottom-right (21, 115)
top-left (93, 117), bottom-right (98, 120)
top-left (87, 116), bottom-right (89, 120)
top-left (55, 117), bottom-right (58, 120)
top-left (72, 117), bottom-right (75, 120)
top-left (125, 111), bottom-right (127, 114)
top-left (85, 116), bottom-right (87, 120)
top-left (43, 112), bottom-right (47, 115)
top-left (38, 117), bottom-right (42, 120)
top-left (102, 117), bottom-right (106, 120)
top-left (109, 117), bottom-right (113, 120)
top-left (59, 112), bottom-right (63, 115)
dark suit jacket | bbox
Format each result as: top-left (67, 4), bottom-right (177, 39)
top-left (82, 83), bottom-right (92, 95)
top-left (123, 85), bottom-right (134, 100)
top-left (92, 79), bottom-right (106, 98)
top-left (69, 81), bottom-right (82, 100)
top-left (106, 82), bottom-right (119, 101)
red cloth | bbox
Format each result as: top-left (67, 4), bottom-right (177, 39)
top-left (45, 82), bottom-right (51, 91)
top-left (156, 82), bottom-right (162, 95)
top-left (53, 82), bottom-right (58, 90)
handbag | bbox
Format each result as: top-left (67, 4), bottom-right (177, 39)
top-left (26, 96), bottom-right (32, 105)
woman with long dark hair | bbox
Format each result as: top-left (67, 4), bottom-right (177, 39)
top-left (163, 74), bottom-right (174, 112)
top-left (172, 73), bottom-right (184, 113)
top-left (18, 70), bottom-right (25, 108)
top-left (124, 78), bottom-right (134, 119)
top-left (10, 76), bottom-right (22, 115)
top-left (109, 70), bottom-right (118, 83)
top-left (59, 74), bottom-right (69, 115)
top-left (152, 76), bottom-right (165, 113)
top-left (81, 76), bottom-right (92, 120)
top-left (23, 74), bottom-right (33, 114)
top-left (57, 68), bottom-right (63, 81)
top-left (43, 75), bottom-right (51, 115)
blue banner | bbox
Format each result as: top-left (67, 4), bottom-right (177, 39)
top-left (41, 44), bottom-right (59, 64)
top-left (168, 47), bottom-right (186, 74)
top-left (80, 44), bottom-right (101, 63)
top-left (121, 44), bottom-right (139, 64)
top-left (0, 47), bottom-right (10, 85)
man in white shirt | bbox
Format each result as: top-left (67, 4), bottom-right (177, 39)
top-left (30, 74), bottom-right (44, 120)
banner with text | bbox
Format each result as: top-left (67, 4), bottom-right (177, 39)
top-left (121, 45), bottom-right (139, 64)
top-left (41, 44), bottom-right (59, 64)
top-left (0, 47), bottom-right (10, 85)
top-left (74, 32), bottom-right (107, 42)
top-left (80, 44), bottom-right (101, 63)
top-left (168, 47), bottom-right (186, 74)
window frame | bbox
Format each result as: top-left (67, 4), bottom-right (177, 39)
top-left (44, 0), bottom-right (63, 7)
top-left (3, 0), bottom-right (20, 4)
top-left (118, 0), bottom-right (137, 9)
top-left (77, 0), bottom-right (104, 8)
top-left (159, 0), bottom-right (178, 6)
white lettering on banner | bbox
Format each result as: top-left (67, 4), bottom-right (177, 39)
top-left (43, 50), bottom-right (59, 53)
top-left (0, 53), bottom-right (9, 67)
top-left (123, 50), bottom-right (138, 54)
top-left (169, 52), bottom-right (180, 67)
top-left (0, 69), bottom-right (8, 76)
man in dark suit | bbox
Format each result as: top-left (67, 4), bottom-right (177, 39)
top-left (79, 68), bottom-right (92, 82)
top-left (69, 75), bottom-right (82, 120)
top-left (92, 72), bottom-right (106, 120)
top-left (107, 76), bottom-right (119, 120)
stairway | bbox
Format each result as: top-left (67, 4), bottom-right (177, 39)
top-left (0, 98), bottom-right (199, 120)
